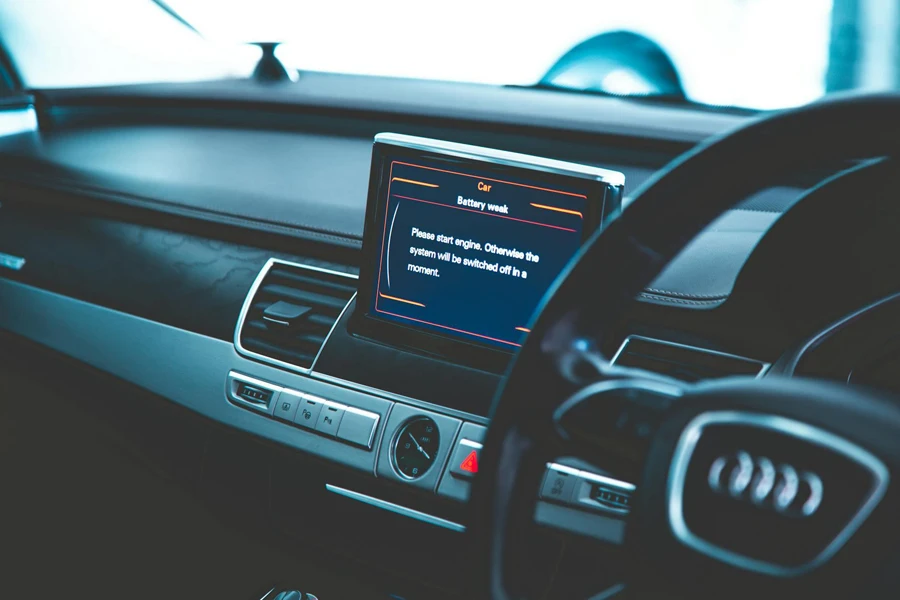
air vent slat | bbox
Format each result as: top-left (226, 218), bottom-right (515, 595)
top-left (241, 337), bottom-right (318, 367)
top-left (250, 301), bottom-right (338, 326)
top-left (610, 335), bottom-right (768, 382)
top-left (236, 259), bottom-right (357, 371)
top-left (268, 269), bottom-right (356, 294)
top-left (307, 314), bottom-right (338, 328)
top-left (244, 319), bottom-right (327, 345)
top-left (259, 284), bottom-right (348, 311)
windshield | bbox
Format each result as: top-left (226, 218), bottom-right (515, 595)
top-left (1, 0), bottom-right (895, 111)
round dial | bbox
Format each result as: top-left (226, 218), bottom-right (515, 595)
top-left (392, 417), bottom-right (440, 480)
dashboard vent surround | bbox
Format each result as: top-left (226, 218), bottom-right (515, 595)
top-left (610, 335), bottom-right (769, 382)
top-left (235, 258), bottom-right (357, 372)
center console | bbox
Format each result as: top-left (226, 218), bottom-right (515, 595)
top-left (230, 134), bottom-right (630, 539)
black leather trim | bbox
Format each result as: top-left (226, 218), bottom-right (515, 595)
top-left (637, 293), bottom-right (725, 307)
top-left (634, 208), bottom-right (784, 304)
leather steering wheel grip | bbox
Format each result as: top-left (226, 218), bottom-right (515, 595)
top-left (470, 94), bottom-right (900, 600)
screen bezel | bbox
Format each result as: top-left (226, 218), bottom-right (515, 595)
top-left (349, 134), bottom-right (623, 373)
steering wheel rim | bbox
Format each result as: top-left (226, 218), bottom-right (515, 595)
top-left (471, 94), bottom-right (900, 600)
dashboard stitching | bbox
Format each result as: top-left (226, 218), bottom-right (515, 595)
top-left (643, 288), bottom-right (729, 299)
top-left (638, 292), bottom-right (724, 306)
top-left (732, 207), bottom-right (785, 214)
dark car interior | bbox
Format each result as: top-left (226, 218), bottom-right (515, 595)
top-left (4, 5), bottom-right (900, 599)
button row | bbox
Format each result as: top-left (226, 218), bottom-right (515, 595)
top-left (227, 372), bottom-right (379, 449)
top-left (540, 463), bottom-right (636, 518)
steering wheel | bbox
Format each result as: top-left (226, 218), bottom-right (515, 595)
top-left (472, 95), bottom-right (900, 599)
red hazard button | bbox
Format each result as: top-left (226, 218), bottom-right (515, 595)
top-left (459, 450), bottom-right (478, 473)
top-left (450, 439), bottom-right (482, 479)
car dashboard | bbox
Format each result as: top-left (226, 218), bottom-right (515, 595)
top-left (2, 74), bottom-right (894, 598)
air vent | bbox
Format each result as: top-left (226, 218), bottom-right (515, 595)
top-left (235, 259), bottom-right (357, 371)
top-left (610, 335), bottom-right (769, 382)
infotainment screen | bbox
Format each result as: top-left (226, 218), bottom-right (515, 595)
top-left (355, 133), bottom-right (624, 357)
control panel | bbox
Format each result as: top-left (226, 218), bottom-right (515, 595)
top-left (227, 371), bottom-right (380, 449)
top-left (225, 370), bottom-right (635, 541)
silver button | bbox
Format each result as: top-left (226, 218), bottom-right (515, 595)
top-left (294, 394), bottom-right (325, 430)
top-left (336, 407), bottom-right (379, 448)
top-left (272, 389), bottom-right (301, 422)
top-left (315, 401), bottom-right (346, 437)
top-left (540, 465), bottom-right (578, 503)
top-left (449, 439), bottom-right (482, 480)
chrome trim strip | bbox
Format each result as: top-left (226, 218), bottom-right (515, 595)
top-left (375, 132), bottom-right (626, 187)
top-left (233, 258), bottom-right (357, 375)
top-left (546, 462), bottom-right (582, 477)
top-left (0, 252), bottom-right (26, 271)
top-left (460, 438), bottom-right (483, 449)
top-left (607, 336), bottom-right (631, 366)
top-left (668, 411), bottom-right (890, 577)
top-left (309, 290), bottom-right (356, 371)
top-left (575, 470), bottom-right (637, 492)
top-left (610, 334), bottom-right (770, 379)
top-left (386, 202), bottom-right (400, 288)
top-left (261, 316), bottom-right (290, 326)
top-left (0, 106), bottom-right (38, 137)
top-left (325, 484), bottom-right (466, 533)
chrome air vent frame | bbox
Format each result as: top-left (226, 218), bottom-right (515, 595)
top-left (234, 258), bottom-right (358, 374)
top-left (610, 335), bottom-right (770, 382)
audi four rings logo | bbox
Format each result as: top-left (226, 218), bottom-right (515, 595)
top-left (707, 452), bottom-right (824, 517)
